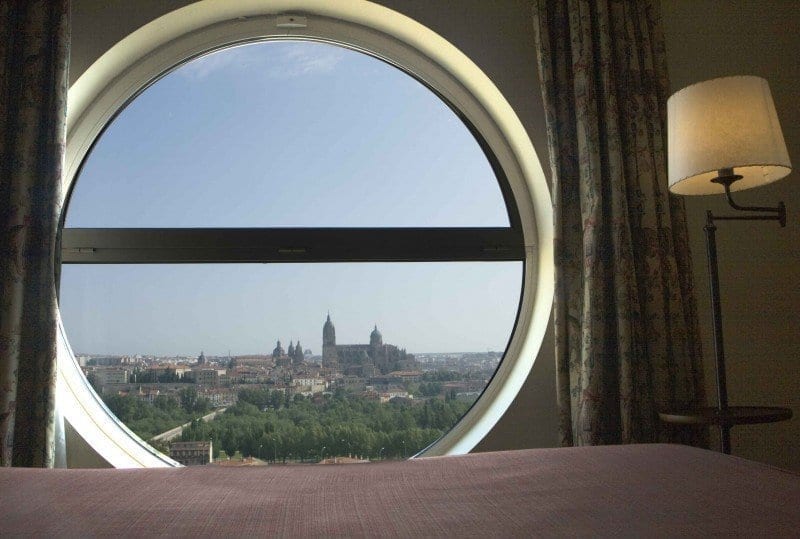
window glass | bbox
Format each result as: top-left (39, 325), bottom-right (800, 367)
top-left (61, 39), bottom-right (523, 464)
top-left (60, 263), bottom-right (521, 461)
top-left (65, 40), bottom-right (509, 228)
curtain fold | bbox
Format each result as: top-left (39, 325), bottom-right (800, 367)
top-left (532, 0), bottom-right (706, 446)
top-left (0, 0), bottom-right (70, 467)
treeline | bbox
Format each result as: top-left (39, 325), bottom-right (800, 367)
top-left (103, 387), bottom-right (212, 440)
top-left (180, 388), bottom-right (473, 461)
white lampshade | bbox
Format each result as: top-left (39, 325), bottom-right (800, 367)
top-left (667, 76), bottom-right (791, 195)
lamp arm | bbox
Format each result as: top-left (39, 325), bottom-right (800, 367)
top-left (708, 174), bottom-right (787, 227)
top-left (722, 182), bottom-right (786, 221)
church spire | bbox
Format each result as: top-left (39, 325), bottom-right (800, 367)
top-left (323, 313), bottom-right (336, 345)
top-left (293, 340), bottom-right (304, 364)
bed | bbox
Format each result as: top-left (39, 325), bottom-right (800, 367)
top-left (2, 444), bottom-right (798, 537)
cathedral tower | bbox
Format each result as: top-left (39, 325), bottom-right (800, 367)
top-left (322, 313), bottom-right (338, 370)
top-left (273, 340), bottom-right (290, 367)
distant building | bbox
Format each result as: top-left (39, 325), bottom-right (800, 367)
top-left (87, 356), bottom-right (124, 367)
top-left (170, 441), bottom-right (212, 466)
top-left (291, 376), bottom-right (327, 396)
top-left (93, 367), bottom-right (130, 385)
top-left (442, 380), bottom-right (486, 393)
top-left (230, 366), bottom-right (270, 384)
top-left (388, 370), bottom-right (422, 384)
top-left (131, 386), bottom-right (161, 403)
top-left (190, 368), bottom-right (227, 387)
top-left (322, 314), bottom-right (417, 375)
top-left (145, 364), bottom-right (189, 382)
top-left (170, 365), bottom-right (191, 379)
top-left (199, 388), bottom-right (237, 407)
top-left (230, 355), bottom-right (272, 367)
top-left (338, 375), bottom-right (367, 393)
top-left (379, 389), bottom-right (411, 403)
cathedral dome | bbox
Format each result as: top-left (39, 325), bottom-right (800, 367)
top-left (370, 325), bottom-right (383, 347)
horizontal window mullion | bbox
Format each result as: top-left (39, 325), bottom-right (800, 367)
top-left (61, 228), bottom-right (525, 263)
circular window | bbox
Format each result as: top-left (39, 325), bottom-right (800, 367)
top-left (59, 5), bottom-right (552, 468)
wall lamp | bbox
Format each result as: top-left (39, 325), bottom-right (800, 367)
top-left (662, 75), bottom-right (793, 454)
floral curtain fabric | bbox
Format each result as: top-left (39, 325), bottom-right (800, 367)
top-left (0, 0), bottom-right (69, 467)
top-left (532, 0), bottom-right (706, 446)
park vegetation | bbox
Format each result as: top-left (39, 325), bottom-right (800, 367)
top-left (102, 370), bottom-right (485, 462)
top-left (179, 388), bottom-right (473, 461)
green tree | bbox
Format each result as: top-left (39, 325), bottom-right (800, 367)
top-left (179, 387), bottom-right (199, 413)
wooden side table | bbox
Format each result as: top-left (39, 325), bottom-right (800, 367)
top-left (659, 406), bottom-right (792, 454)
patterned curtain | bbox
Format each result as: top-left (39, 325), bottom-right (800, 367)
top-left (532, 0), bottom-right (707, 446)
top-left (0, 0), bottom-right (70, 467)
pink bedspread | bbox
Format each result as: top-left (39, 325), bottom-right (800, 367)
top-left (2, 444), bottom-right (798, 537)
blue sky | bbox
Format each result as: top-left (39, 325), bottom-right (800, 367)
top-left (60, 41), bottom-right (522, 356)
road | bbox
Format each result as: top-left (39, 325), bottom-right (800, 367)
top-left (149, 407), bottom-right (227, 443)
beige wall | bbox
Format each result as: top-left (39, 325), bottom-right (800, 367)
top-left (662, 0), bottom-right (800, 471)
top-left (68, 0), bottom-right (798, 469)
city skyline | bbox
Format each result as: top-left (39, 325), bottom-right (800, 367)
top-left (65, 294), bottom-right (519, 358)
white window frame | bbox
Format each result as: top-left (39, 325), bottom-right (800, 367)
top-left (59, 0), bottom-right (553, 467)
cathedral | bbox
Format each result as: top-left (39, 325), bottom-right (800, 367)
top-left (272, 339), bottom-right (304, 367)
top-left (322, 314), bottom-right (416, 375)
